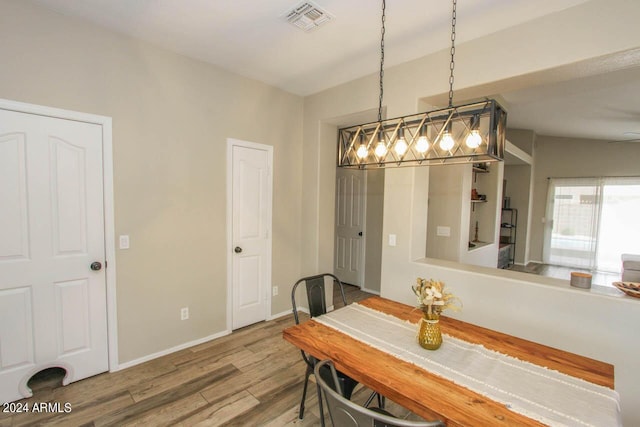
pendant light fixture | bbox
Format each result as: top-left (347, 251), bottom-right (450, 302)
top-left (337, 0), bottom-right (507, 169)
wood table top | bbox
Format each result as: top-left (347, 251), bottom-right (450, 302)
top-left (282, 296), bottom-right (614, 427)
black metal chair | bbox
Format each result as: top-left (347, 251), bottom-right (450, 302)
top-left (291, 273), bottom-right (359, 425)
top-left (315, 359), bottom-right (446, 427)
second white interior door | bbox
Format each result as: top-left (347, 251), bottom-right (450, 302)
top-left (229, 140), bottom-right (272, 330)
top-left (335, 168), bottom-right (366, 286)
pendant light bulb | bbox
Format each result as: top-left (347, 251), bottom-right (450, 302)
top-left (465, 115), bottom-right (482, 148)
top-left (375, 141), bottom-right (387, 157)
top-left (375, 129), bottom-right (387, 157)
top-left (440, 125), bottom-right (455, 151)
top-left (356, 144), bottom-right (368, 158)
top-left (465, 130), bottom-right (482, 148)
top-left (356, 132), bottom-right (368, 158)
top-left (416, 123), bottom-right (430, 153)
top-left (394, 138), bottom-right (407, 156)
top-left (394, 127), bottom-right (407, 156)
top-left (416, 136), bottom-right (429, 153)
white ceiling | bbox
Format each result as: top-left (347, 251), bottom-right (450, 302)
top-left (29, 0), bottom-right (640, 142)
top-left (500, 66), bottom-right (640, 142)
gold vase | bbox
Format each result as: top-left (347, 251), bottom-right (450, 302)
top-left (418, 312), bottom-right (442, 350)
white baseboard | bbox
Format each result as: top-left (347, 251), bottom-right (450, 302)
top-left (268, 309), bottom-right (293, 320)
top-left (361, 287), bottom-right (380, 295)
top-left (116, 329), bottom-right (231, 371)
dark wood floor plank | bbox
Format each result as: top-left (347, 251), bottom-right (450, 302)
top-left (129, 362), bottom-right (238, 403)
top-left (117, 394), bottom-right (209, 427)
top-left (220, 381), bottom-right (306, 426)
top-left (175, 390), bottom-right (260, 426)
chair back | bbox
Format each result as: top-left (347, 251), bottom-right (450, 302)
top-left (291, 273), bottom-right (347, 324)
top-left (314, 360), bottom-right (445, 427)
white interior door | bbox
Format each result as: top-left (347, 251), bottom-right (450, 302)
top-left (0, 109), bottom-right (109, 403)
top-left (335, 168), bottom-right (366, 286)
top-left (229, 140), bottom-right (272, 330)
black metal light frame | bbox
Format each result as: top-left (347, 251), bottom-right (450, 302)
top-left (337, 99), bottom-right (507, 169)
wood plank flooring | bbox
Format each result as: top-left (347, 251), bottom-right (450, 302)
top-left (1, 285), bottom-right (424, 426)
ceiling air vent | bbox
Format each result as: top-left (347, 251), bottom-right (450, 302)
top-left (283, 1), bottom-right (333, 32)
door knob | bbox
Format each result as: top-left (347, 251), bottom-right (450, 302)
top-left (358, 231), bottom-right (363, 236)
top-left (90, 261), bottom-right (102, 271)
top-left (234, 246), bottom-right (243, 253)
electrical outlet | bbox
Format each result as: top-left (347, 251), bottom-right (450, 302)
top-left (180, 307), bottom-right (189, 320)
top-left (272, 286), bottom-right (278, 296)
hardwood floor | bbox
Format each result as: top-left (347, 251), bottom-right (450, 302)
top-left (1, 285), bottom-right (423, 426)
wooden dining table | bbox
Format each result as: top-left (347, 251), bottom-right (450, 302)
top-left (282, 296), bottom-right (615, 426)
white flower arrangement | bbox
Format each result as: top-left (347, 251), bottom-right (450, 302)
top-left (412, 278), bottom-right (461, 318)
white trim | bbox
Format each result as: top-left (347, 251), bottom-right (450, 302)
top-left (226, 138), bottom-right (273, 332)
top-left (359, 171), bottom-right (368, 287)
top-left (268, 309), bottom-right (293, 321)
top-left (361, 286), bottom-right (381, 295)
top-left (505, 140), bottom-right (533, 165)
top-left (0, 98), bottom-right (119, 371)
top-left (117, 330), bottom-right (231, 370)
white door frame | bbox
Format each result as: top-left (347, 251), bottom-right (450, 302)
top-left (226, 138), bottom-right (273, 331)
top-left (0, 98), bottom-right (119, 371)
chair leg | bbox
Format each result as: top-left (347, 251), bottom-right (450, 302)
top-left (298, 366), bottom-right (312, 419)
top-left (378, 393), bottom-right (386, 409)
top-left (364, 390), bottom-right (376, 408)
top-left (316, 381), bottom-right (325, 427)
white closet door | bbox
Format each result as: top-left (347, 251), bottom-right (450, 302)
top-left (0, 109), bottom-right (108, 402)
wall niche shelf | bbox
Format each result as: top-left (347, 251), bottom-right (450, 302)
top-left (498, 208), bottom-right (518, 269)
top-left (472, 165), bottom-right (490, 174)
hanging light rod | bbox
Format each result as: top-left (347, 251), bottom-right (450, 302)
top-left (338, 99), bottom-right (507, 168)
top-left (337, 0), bottom-right (507, 169)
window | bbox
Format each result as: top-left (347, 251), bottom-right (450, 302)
top-left (543, 177), bottom-right (640, 273)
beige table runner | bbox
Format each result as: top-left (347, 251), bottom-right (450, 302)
top-left (315, 303), bottom-right (621, 427)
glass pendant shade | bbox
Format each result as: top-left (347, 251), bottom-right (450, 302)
top-left (338, 99), bottom-right (506, 168)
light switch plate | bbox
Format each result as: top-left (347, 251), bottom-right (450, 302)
top-left (388, 234), bottom-right (397, 246)
top-left (436, 226), bottom-right (451, 237)
top-left (119, 235), bottom-right (130, 249)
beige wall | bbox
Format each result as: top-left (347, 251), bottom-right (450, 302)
top-left (302, 1), bottom-right (640, 424)
top-left (529, 135), bottom-right (640, 263)
top-left (426, 165), bottom-right (465, 261)
top-left (0, 1), bottom-right (303, 363)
